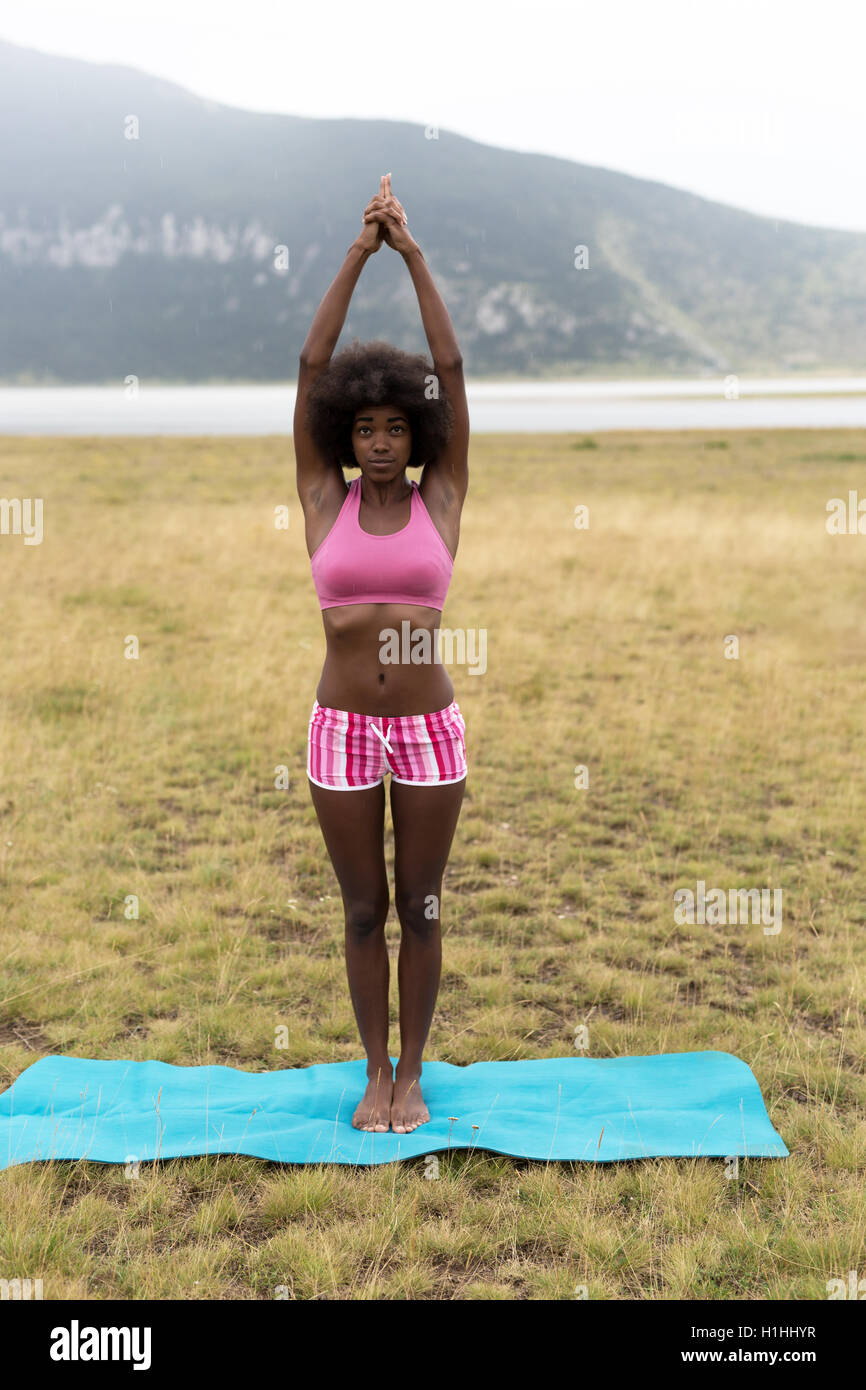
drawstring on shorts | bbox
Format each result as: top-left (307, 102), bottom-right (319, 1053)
top-left (370, 719), bottom-right (394, 757)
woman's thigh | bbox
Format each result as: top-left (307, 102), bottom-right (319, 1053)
top-left (309, 780), bottom-right (389, 907)
top-left (389, 778), bottom-right (465, 905)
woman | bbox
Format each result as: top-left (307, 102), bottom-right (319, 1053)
top-left (293, 174), bottom-right (469, 1135)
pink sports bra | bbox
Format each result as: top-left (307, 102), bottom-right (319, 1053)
top-left (310, 477), bottom-right (454, 611)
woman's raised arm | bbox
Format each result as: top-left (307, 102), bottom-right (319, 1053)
top-left (378, 181), bottom-right (469, 518)
top-left (293, 178), bottom-right (393, 510)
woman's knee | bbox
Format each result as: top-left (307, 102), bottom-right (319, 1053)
top-left (344, 893), bottom-right (389, 939)
top-left (395, 887), bottom-right (441, 938)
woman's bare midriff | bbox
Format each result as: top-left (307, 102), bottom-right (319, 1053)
top-left (315, 602), bottom-right (455, 716)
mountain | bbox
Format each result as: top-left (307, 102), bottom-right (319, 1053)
top-left (1, 38), bottom-right (865, 383)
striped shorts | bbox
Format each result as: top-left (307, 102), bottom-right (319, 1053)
top-left (307, 699), bottom-right (467, 790)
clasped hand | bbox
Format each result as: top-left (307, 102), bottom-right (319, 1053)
top-left (357, 173), bottom-right (417, 255)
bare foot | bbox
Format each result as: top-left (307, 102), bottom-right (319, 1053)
top-left (352, 1070), bottom-right (393, 1131)
top-left (390, 1070), bottom-right (430, 1133)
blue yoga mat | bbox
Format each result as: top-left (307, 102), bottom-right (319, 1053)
top-left (0, 1051), bottom-right (788, 1168)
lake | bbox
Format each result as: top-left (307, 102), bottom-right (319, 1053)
top-left (2, 377), bottom-right (866, 434)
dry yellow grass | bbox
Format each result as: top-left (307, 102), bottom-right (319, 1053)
top-left (0, 428), bottom-right (864, 1299)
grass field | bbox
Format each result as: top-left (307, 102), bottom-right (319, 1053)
top-left (1, 428), bottom-right (864, 1300)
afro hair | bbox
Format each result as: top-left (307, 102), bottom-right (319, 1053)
top-left (304, 339), bottom-right (455, 472)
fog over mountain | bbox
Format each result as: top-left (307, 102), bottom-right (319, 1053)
top-left (2, 38), bottom-right (865, 383)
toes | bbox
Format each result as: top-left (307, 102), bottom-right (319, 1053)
top-left (355, 1113), bottom-right (381, 1131)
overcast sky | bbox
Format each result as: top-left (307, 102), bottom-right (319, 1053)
top-left (3, 0), bottom-right (864, 231)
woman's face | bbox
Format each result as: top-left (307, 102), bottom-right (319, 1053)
top-left (351, 403), bottom-right (412, 480)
